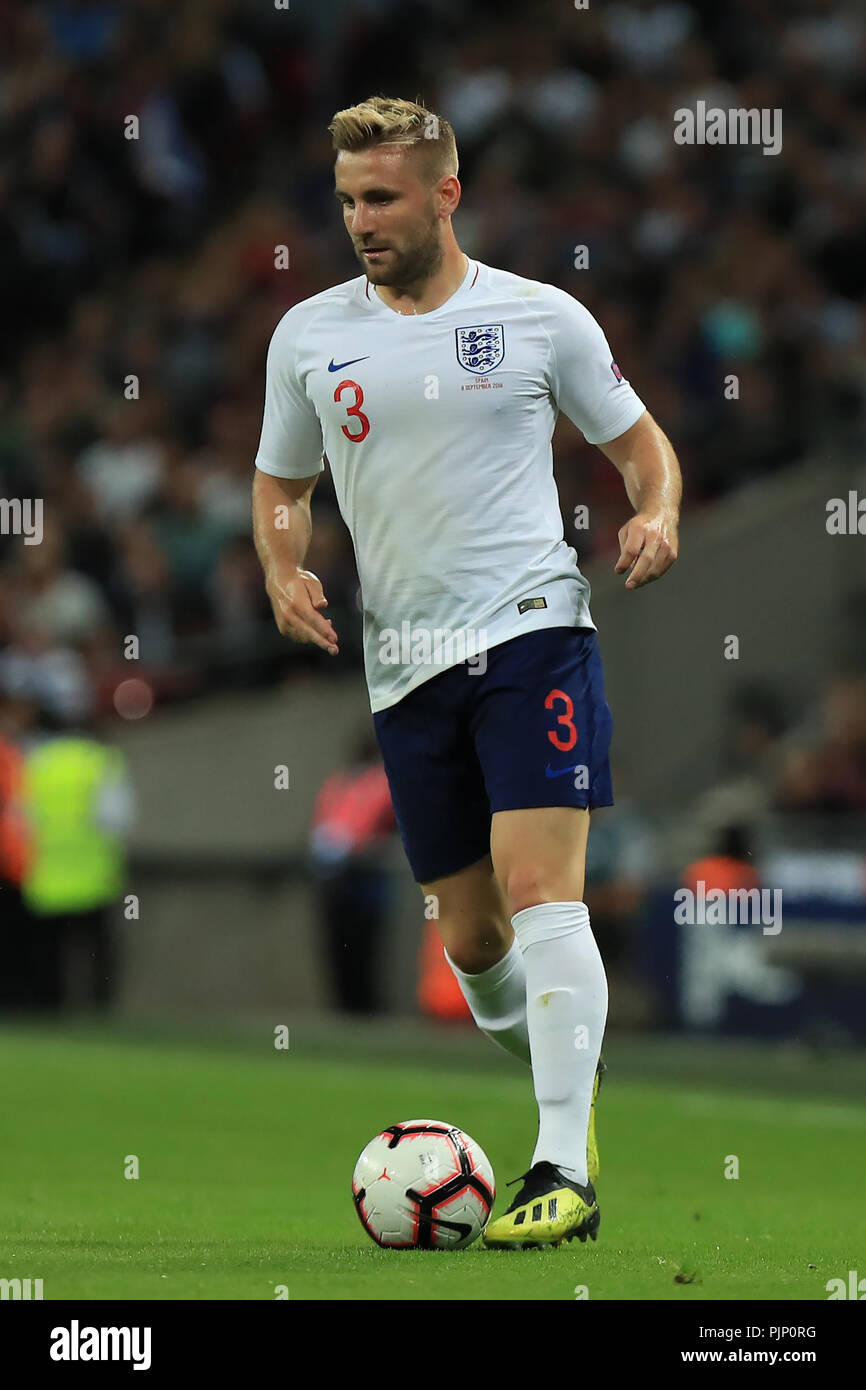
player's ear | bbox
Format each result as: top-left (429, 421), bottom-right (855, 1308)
top-left (437, 174), bottom-right (461, 218)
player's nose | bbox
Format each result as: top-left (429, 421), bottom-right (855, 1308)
top-left (350, 206), bottom-right (375, 237)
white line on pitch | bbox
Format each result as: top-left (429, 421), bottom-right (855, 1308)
top-left (671, 1092), bottom-right (866, 1129)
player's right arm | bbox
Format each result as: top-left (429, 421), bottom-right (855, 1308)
top-left (252, 470), bottom-right (338, 655)
top-left (252, 305), bottom-right (338, 655)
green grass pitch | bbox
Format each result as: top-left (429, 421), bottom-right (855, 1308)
top-left (1, 1022), bottom-right (864, 1301)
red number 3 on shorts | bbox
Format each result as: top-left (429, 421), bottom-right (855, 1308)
top-left (544, 687), bottom-right (577, 751)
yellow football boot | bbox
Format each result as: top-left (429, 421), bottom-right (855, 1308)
top-left (587, 1056), bottom-right (606, 1187)
top-left (483, 1056), bottom-right (606, 1249)
top-left (483, 1162), bottom-right (599, 1249)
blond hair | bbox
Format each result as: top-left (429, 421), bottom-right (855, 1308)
top-left (328, 95), bottom-right (458, 185)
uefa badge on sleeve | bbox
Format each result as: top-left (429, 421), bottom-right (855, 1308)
top-left (610, 360), bottom-right (624, 383)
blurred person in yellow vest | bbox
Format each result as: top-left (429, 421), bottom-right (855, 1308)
top-left (20, 706), bottom-right (135, 1012)
top-left (0, 691), bottom-right (35, 1009)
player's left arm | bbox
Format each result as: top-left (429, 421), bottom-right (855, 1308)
top-left (598, 410), bottom-right (682, 590)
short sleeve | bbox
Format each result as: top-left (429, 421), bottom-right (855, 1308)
top-left (546, 288), bottom-right (646, 446)
top-left (254, 309), bottom-right (325, 479)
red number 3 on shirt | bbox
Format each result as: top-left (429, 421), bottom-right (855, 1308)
top-left (334, 379), bottom-right (370, 442)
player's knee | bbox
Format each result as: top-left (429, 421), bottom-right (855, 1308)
top-left (504, 869), bottom-right (581, 920)
top-left (440, 915), bottom-right (511, 974)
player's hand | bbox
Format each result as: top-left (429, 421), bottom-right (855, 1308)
top-left (615, 510), bottom-right (678, 589)
top-left (266, 567), bottom-right (339, 654)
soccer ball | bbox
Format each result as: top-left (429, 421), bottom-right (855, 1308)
top-left (352, 1119), bottom-right (495, 1250)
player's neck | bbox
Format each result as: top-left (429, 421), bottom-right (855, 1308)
top-left (373, 247), bottom-right (469, 316)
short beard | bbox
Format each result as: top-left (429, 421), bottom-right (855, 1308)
top-left (356, 215), bottom-right (443, 291)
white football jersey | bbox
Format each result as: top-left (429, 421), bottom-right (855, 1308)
top-left (255, 258), bottom-right (645, 712)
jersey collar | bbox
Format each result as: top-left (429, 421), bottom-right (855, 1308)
top-left (363, 257), bottom-right (479, 319)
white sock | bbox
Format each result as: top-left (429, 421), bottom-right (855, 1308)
top-left (511, 901), bottom-right (607, 1187)
top-left (444, 937), bottom-right (530, 1065)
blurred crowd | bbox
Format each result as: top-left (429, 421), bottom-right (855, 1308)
top-left (683, 663), bottom-right (866, 857)
top-left (0, 0), bottom-right (865, 726)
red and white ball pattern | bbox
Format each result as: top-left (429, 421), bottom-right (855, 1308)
top-left (352, 1119), bottom-right (495, 1250)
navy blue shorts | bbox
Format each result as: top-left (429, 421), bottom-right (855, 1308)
top-left (372, 626), bottom-right (614, 883)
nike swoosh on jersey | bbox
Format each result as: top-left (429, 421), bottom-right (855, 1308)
top-left (328, 356), bottom-right (370, 372)
top-left (544, 764), bottom-right (579, 778)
